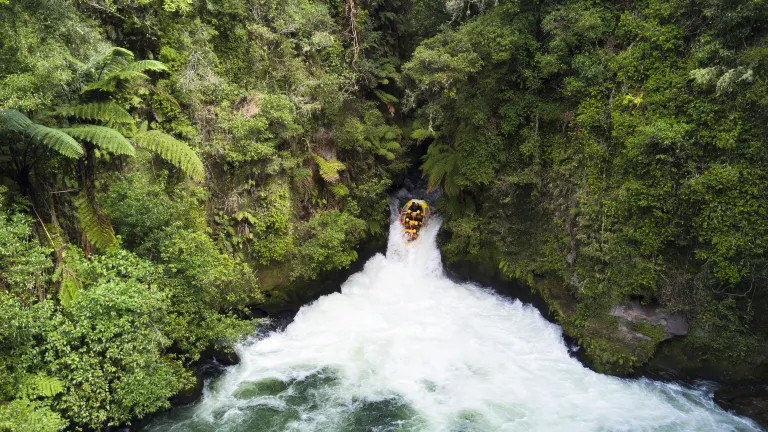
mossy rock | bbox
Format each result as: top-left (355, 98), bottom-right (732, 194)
top-left (234, 377), bottom-right (288, 399)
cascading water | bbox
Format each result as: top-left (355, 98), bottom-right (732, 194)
top-left (145, 204), bottom-right (763, 432)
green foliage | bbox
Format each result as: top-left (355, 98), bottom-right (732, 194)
top-left (0, 110), bottom-right (85, 158)
top-left (314, 155), bottom-right (346, 183)
top-left (134, 130), bottom-right (205, 181)
top-left (83, 47), bottom-right (168, 94)
top-left (62, 125), bottom-right (135, 156)
top-left (0, 207), bottom-right (52, 300)
top-left (0, 109), bottom-right (32, 132)
top-left (19, 374), bottom-right (64, 399)
top-left (73, 192), bottom-right (117, 250)
top-left (292, 210), bottom-right (367, 280)
top-left (55, 102), bottom-right (133, 126)
top-left (408, 0), bottom-right (768, 372)
top-left (0, 399), bottom-right (67, 432)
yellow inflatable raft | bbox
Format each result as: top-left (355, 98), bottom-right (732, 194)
top-left (399, 199), bottom-right (431, 241)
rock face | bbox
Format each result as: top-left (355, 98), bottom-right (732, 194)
top-left (714, 383), bottom-right (768, 428)
top-left (610, 301), bottom-right (689, 341)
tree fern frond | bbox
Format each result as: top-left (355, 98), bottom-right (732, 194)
top-left (329, 183), bottom-right (349, 198)
top-left (422, 143), bottom-right (461, 195)
top-left (20, 374), bottom-right (64, 399)
top-left (26, 124), bottom-right (84, 158)
top-left (62, 125), bottom-right (134, 156)
top-left (381, 141), bottom-right (400, 151)
top-left (59, 271), bottom-right (81, 308)
top-left (123, 60), bottom-right (168, 74)
top-left (55, 102), bottom-right (133, 126)
top-left (373, 89), bottom-right (399, 103)
top-left (97, 47), bottom-right (134, 76)
top-left (375, 148), bottom-right (396, 160)
top-left (313, 155), bottom-right (346, 183)
top-left (133, 130), bottom-right (205, 181)
top-left (74, 193), bottom-right (116, 249)
top-left (0, 109), bottom-right (33, 133)
top-left (84, 71), bottom-right (151, 93)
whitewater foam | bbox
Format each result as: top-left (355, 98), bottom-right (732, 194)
top-left (146, 211), bottom-right (762, 432)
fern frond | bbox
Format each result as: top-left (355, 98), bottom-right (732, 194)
top-left (96, 47), bottom-right (134, 76)
top-left (373, 89), bottom-right (399, 103)
top-left (421, 143), bottom-right (461, 195)
top-left (56, 102), bottom-right (133, 126)
top-left (329, 182), bottom-right (349, 198)
top-left (62, 125), bottom-right (134, 156)
top-left (411, 128), bottom-right (432, 140)
top-left (26, 124), bottom-right (84, 158)
top-left (20, 374), bottom-right (64, 399)
top-left (59, 271), bottom-right (81, 308)
top-left (381, 141), bottom-right (400, 151)
top-left (376, 148), bottom-right (396, 160)
top-left (74, 193), bottom-right (116, 249)
top-left (84, 71), bottom-right (151, 93)
top-left (133, 130), bottom-right (205, 181)
top-left (0, 109), bottom-right (33, 133)
top-left (313, 155), bottom-right (345, 183)
top-left (123, 60), bottom-right (168, 74)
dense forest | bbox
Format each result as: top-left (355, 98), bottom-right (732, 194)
top-left (1, 0), bottom-right (767, 429)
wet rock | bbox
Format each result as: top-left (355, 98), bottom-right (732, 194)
top-left (211, 348), bottom-right (240, 366)
top-left (234, 377), bottom-right (288, 399)
top-left (610, 301), bottom-right (689, 340)
top-left (173, 371), bottom-right (204, 405)
top-left (714, 383), bottom-right (768, 427)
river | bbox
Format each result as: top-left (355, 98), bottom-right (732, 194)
top-left (144, 209), bottom-right (763, 431)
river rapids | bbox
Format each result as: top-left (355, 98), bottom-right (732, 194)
top-left (145, 210), bottom-right (762, 432)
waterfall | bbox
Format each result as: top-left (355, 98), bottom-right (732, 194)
top-left (145, 206), bottom-right (762, 432)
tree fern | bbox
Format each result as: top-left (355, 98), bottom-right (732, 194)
top-left (74, 192), bottom-right (116, 249)
top-left (62, 125), bottom-right (135, 156)
top-left (421, 143), bottom-right (462, 196)
top-left (133, 130), bottom-right (205, 181)
top-left (55, 102), bottom-right (133, 126)
top-left (313, 155), bottom-right (346, 183)
top-left (26, 124), bottom-right (84, 158)
top-left (0, 109), bottom-right (33, 132)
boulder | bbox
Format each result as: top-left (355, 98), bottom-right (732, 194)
top-left (173, 372), bottom-right (204, 406)
top-left (610, 301), bottom-right (688, 341)
top-left (714, 383), bottom-right (768, 427)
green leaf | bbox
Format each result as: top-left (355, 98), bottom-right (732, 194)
top-left (59, 272), bottom-right (81, 308)
top-left (123, 60), bottom-right (168, 74)
top-left (381, 141), bottom-right (401, 151)
top-left (133, 130), bottom-right (205, 181)
top-left (26, 124), bottom-right (84, 158)
top-left (20, 374), bottom-right (65, 398)
top-left (62, 125), bottom-right (134, 156)
top-left (313, 155), bottom-right (346, 183)
top-left (74, 192), bottom-right (116, 249)
top-left (373, 89), bottom-right (399, 103)
top-left (411, 128), bottom-right (432, 140)
top-left (0, 109), bottom-right (33, 133)
top-left (55, 102), bottom-right (133, 126)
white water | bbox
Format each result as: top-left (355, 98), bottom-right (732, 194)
top-left (147, 213), bottom-right (762, 432)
